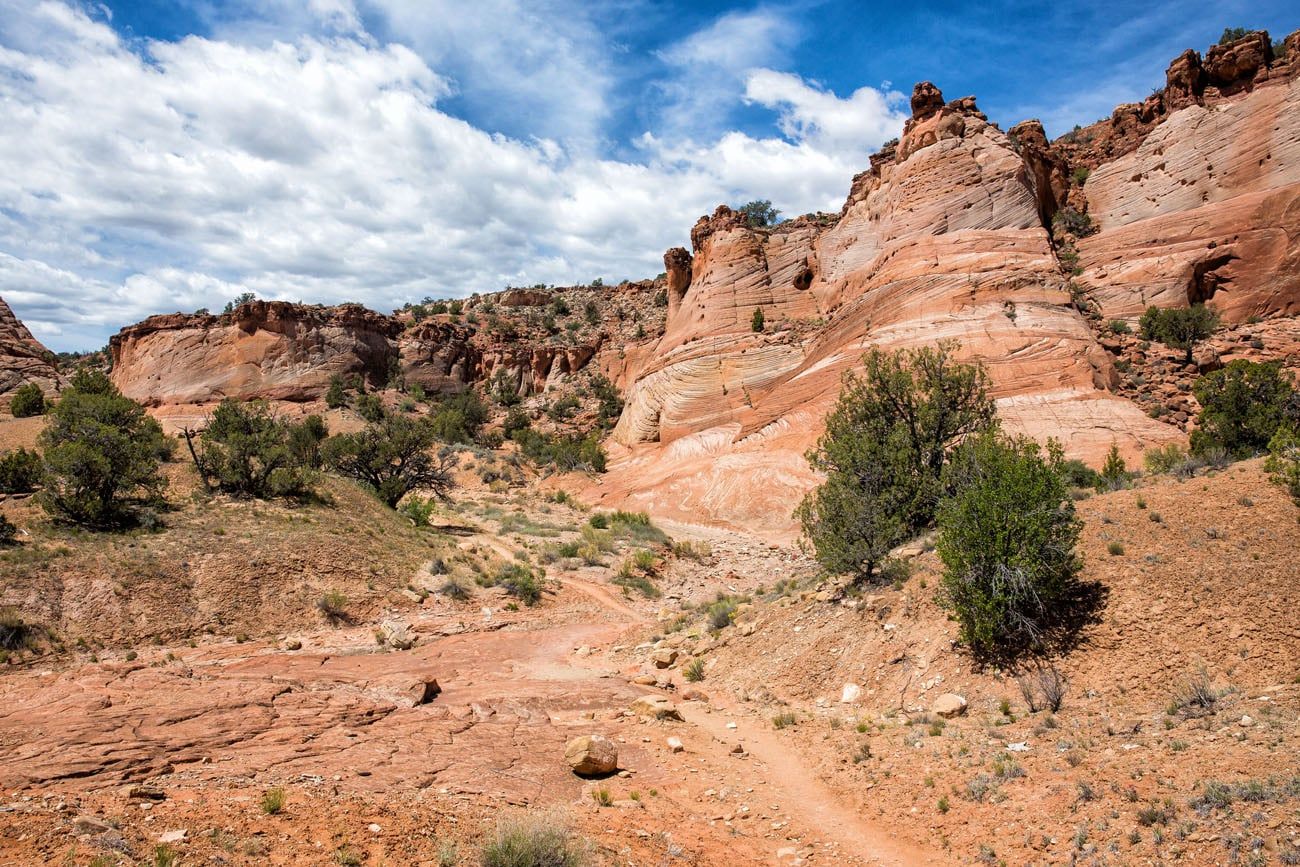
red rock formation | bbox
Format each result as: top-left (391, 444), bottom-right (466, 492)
top-left (110, 301), bottom-right (401, 405)
top-left (0, 296), bottom-right (60, 395)
top-left (603, 82), bottom-right (1185, 533)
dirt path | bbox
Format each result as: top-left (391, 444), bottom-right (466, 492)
top-left (690, 704), bottom-right (934, 866)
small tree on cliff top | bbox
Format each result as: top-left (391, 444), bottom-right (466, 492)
top-left (737, 200), bottom-right (780, 228)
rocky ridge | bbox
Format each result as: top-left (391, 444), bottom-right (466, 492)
top-left (0, 296), bottom-right (60, 396)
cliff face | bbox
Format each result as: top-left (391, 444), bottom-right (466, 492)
top-left (110, 302), bottom-right (403, 406)
top-left (108, 283), bottom-right (649, 408)
top-left (598, 30), bottom-right (1300, 533)
top-left (0, 296), bottom-right (60, 395)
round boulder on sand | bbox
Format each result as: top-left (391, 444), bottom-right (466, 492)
top-left (565, 734), bottom-right (618, 776)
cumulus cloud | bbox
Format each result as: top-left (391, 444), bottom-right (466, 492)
top-left (0, 1), bottom-right (905, 350)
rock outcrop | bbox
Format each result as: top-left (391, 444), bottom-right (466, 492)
top-left (0, 296), bottom-right (60, 395)
top-left (603, 81), bottom-right (1185, 534)
top-left (110, 302), bottom-right (401, 406)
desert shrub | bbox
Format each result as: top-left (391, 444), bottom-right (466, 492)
top-left (1098, 444), bottom-right (1130, 491)
top-left (671, 539), bottom-right (711, 560)
top-left (1218, 26), bottom-right (1250, 44)
top-left (705, 595), bottom-right (740, 631)
top-left (1191, 360), bottom-right (1295, 457)
top-left (511, 428), bottom-right (607, 472)
top-left (1168, 667), bottom-right (1220, 716)
top-left (608, 510), bottom-right (668, 545)
top-left (428, 390), bottom-right (489, 444)
top-left (683, 658), bottom-right (706, 682)
top-left (751, 307), bottom-right (765, 332)
top-left (547, 394), bottom-right (580, 421)
top-left (9, 383), bottom-right (46, 418)
top-left (193, 400), bottom-right (317, 498)
top-left (590, 374), bottom-right (623, 427)
top-left (1018, 665), bottom-right (1068, 712)
top-left (0, 607), bottom-right (34, 649)
top-left (937, 434), bottom-right (1082, 660)
top-left (324, 415), bottom-right (454, 508)
top-left (737, 199), bottom-right (779, 228)
top-left (1143, 443), bottom-right (1186, 474)
top-left (399, 495), bottom-right (437, 527)
top-left (325, 375), bottom-right (348, 409)
top-left (771, 711), bottom-right (797, 729)
top-left (261, 787), bottom-right (286, 815)
top-left (1139, 304), bottom-right (1219, 364)
top-left (491, 563), bottom-right (544, 606)
top-left (480, 812), bottom-right (589, 867)
top-left (38, 369), bottom-right (169, 527)
top-left (612, 565), bottom-right (659, 598)
top-left (1052, 207), bottom-right (1096, 237)
top-left (0, 448), bottom-right (42, 493)
top-left (0, 515), bottom-right (15, 546)
top-left (287, 414), bottom-right (329, 469)
top-left (798, 342), bottom-right (995, 582)
top-left (354, 392), bottom-right (385, 423)
top-left (1058, 458), bottom-right (1101, 490)
top-left (1108, 319), bottom-right (1130, 334)
top-left (1267, 428), bottom-right (1300, 505)
top-left (317, 590), bottom-right (348, 621)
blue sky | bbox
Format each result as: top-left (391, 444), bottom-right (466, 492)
top-left (0, 0), bottom-right (1295, 350)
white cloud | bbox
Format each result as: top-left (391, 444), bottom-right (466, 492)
top-left (0, 2), bottom-right (904, 351)
top-left (745, 69), bottom-right (907, 152)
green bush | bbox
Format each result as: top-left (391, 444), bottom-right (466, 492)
top-left (38, 369), bottom-right (169, 527)
top-left (1139, 304), bottom-right (1219, 364)
top-left (0, 448), bottom-right (43, 493)
top-left (288, 414), bottom-right (329, 469)
top-left (480, 812), bottom-right (588, 867)
top-left (355, 392), bottom-right (385, 423)
top-left (751, 307), bottom-right (765, 332)
top-left (1051, 207), bottom-right (1096, 238)
top-left (1099, 444), bottom-right (1130, 491)
top-left (1267, 428), bottom-right (1300, 506)
top-left (1142, 443), bottom-right (1187, 475)
top-left (193, 400), bottom-right (318, 498)
top-left (325, 375), bottom-right (348, 409)
top-left (936, 434), bottom-right (1082, 660)
top-left (797, 342), bottom-right (995, 582)
top-left (1058, 458), bottom-right (1101, 490)
top-left (428, 390), bottom-right (489, 444)
top-left (511, 428), bottom-right (607, 473)
top-left (737, 199), bottom-right (779, 228)
top-left (9, 383), bottom-right (46, 418)
top-left (490, 563), bottom-right (544, 606)
top-left (1191, 360), bottom-right (1295, 457)
top-left (0, 515), bottom-right (16, 546)
top-left (324, 415), bottom-right (454, 507)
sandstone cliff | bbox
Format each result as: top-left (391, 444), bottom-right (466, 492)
top-left (0, 296), bottom-right (60, 395)
top-left (109, 282), bottom-right (659, 408)
top-left (596, 30), bottom-right (1300, 533)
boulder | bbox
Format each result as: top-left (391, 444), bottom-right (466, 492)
top-left (378, 620), bottom-right (415, 650)
top-left (564, 734), bottom-right (618, 776)
top-left (932, 693), bottom-right (968, 718)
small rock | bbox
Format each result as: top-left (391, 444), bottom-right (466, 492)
top-left (72, 816), bottom-right (110, 836)
top-left (564, 734), bottom-right (619, 776)
top-left (284, 639), bottom-right (302, 651)
top-left (630, 695), bottom-right (684, 721)
top-left (1239, 715), bottom-right (1254, 727)
top-left (931, 693), bottom-right (968, 718)
top-left (650, 648), bottom-right (679, 669)
top-left (840, 683), bottom-right (862, 704)
top-left (630, 674), bottom-right (657, 686)
top-left (127, 786), bottom-right (165, 802)
top-left (368, 823), bottom-right (382, 834)
top-left (738, 623), bottom-right (756, 637)
top-left (666, 737), bottom-right (684, 753)
top-left (157, 829), bottom-right (187, 844)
